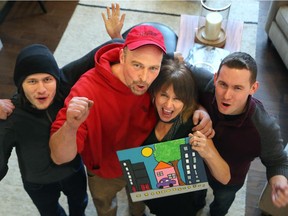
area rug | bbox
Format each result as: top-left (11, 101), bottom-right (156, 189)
top-left (0, 1), bottom-right (259, 216)
top-left (54, 0), bottom-right (258, 67)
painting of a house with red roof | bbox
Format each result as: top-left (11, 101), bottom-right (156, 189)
top-left (154, 161), bottom-right (179, 189)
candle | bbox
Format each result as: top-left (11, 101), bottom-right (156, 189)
top-left (204, 12), bottom-right (223, 41)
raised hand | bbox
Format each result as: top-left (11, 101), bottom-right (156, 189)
top-left (272, 184), bottom-right (288, 207)
top-left (101, 3), bottom-right (126, 39)
top-left (66, 97), bottom-right (94, 129)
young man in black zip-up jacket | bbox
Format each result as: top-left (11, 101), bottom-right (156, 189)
top-left (0, 44), bottom-right (89, 216)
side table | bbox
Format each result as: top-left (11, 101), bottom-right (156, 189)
top-left (176, 14), bottom-right (244, 59)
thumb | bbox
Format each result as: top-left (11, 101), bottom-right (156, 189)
top-left (88, 100), bottom-right (94, 109)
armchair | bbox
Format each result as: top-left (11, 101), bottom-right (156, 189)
top-left (265, 1), bottom-right (288, 70)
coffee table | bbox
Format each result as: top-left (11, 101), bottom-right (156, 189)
top-left (176, 14), bottom-right (244, 59)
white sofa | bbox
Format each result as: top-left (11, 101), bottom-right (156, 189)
top-left (265, 1), bottom-right (288, 70)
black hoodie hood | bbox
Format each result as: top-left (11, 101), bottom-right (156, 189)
top-left (13, 44), bottom-right (60, 90)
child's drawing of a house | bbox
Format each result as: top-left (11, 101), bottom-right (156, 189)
top-left (154, 161), bottom-right (179, 188)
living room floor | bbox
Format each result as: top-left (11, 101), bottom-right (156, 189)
top-left (246, 1), bottom-right (288, 215)
top-left (0, 1), bottom-right (287, 216)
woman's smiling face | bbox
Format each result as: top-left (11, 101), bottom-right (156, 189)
top-left (154, 84), bottom-right (184, 122)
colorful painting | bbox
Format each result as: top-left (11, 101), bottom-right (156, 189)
top-left (116, 137), bottom-right (208, 202)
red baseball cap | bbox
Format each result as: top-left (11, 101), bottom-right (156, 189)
top-left (123, 25), bottom-right (166, 53)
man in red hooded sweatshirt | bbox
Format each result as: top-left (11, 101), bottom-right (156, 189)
top-left (49, 25), bottom-right (167, 216)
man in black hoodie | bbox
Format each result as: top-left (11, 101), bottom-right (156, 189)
top-left (0, 44), bottom-right (88, 216)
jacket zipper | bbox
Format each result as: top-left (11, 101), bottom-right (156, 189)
top-left (46, 110), bottom-right (53, 123)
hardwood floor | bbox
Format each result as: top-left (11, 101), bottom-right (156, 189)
top-left (0, 1), bottom-right (78, 98)
top-left (246, 2), bottom-right (288, 215)
top-left (0, 1), bottom-right (287, 216)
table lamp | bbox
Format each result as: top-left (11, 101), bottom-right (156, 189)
top-left (195, 0), bottom-right (231, 47)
